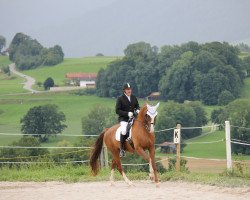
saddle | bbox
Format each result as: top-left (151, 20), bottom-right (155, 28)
top-left (115, 117), bottom-right (134, 141)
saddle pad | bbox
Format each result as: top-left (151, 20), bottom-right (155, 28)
top-left (115, 126), bottom-right (132, 141)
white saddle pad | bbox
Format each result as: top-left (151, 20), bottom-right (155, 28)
top-left (115, 126), bottom-right (132, 141)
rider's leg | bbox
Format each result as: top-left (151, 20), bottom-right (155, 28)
top-left (120, 121), bottom-right (127, 157)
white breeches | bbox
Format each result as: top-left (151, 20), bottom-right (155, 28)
top-left (120, 121), bottom-right (128, 135)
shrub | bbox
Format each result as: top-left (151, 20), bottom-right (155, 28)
top-left (218, 90), bottom-right (235, 105)
top-left (43, 77), bottom-right (54, 90)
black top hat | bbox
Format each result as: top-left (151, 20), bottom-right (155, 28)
top-left (123, 83), bottom-right (131, 90)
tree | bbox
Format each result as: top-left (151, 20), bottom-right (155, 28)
top-left (211, 108), bottom-right (224, 124)
top-left (155, 101), bottom-right (207, 144)
top-left (42, 45), bottom-right (64, 66)
top-left (214, 100), bottom-right (250, 154)
top-left (20, 104), bottom-right (67, 142)
top-left (96, 41), bottom-right (245, 105)
top-left (96, 53), bottom-right (104, 56)
top-left (82, 105), bottom-right (116, 136)
top-left (218, 90), bottom-right (235, 105)
top-left (159, 51), bottom-right (195, 102)
top-left (9, 33), bottom-right (64, 70)
top-left (1, 66), bottom-right (10, 76)
top-left (243, 56), bottom-right (250, 76)
top-left (124, 41), bottom-right (157, 61)
top-left (0, 35), bottom-right (6, 53)
top-left (43, 77), bottom-right (54, 90)
top-left (236, 43), bottom-right (250, 52)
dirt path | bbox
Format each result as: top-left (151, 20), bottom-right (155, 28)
top-left (9, 63), bottom-right (38, 93)
top-left (0, 181), bottom-right (249, 200)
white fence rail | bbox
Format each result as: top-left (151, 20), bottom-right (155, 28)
top-left (0, 122), bottom-right (249, 170)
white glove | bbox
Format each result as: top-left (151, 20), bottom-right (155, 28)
top-left (136, 109), bottom-right (140, 114)
top-left (128, 112), bottom-right (133, 118)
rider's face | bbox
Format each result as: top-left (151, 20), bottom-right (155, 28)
top-left (124, 88), bottom-right (132, 96)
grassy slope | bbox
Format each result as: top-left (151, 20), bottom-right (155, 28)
top-left (0, 93), bottom-right (116, 145)
top-left (182, 131), bottom-right (226, 159)
top-left (0, 56), bottom-right (26, 95)
top-left (0, 56), bottom-right (250, 159)
top-left (239, 51), bottom-right (250, 59)
top-left (181, 77), bottom-right (250, 160)
top-left (22, 57), bottom-right (119, 86)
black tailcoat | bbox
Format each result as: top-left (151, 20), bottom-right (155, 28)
top-left (115, 94), bottom-right (140, 122)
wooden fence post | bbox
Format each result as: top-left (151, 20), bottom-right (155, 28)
top-left (175, 123), bottom-right (181, 172)
top-left (225, 121), bottom-right (232, 171)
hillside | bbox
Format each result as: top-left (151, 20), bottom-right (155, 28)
top-left (22, 56), bottom-right (119, 86)
top-left (0, 56), bottom-right (250, 160)
top-left (0, 56), bottom-right (26, 95)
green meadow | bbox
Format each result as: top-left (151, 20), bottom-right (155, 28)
top-left (22, 57), bottom-right (119, 86)
top-left (0, 92), bottom-right (116, 145)
top-left (0, 55), bottom-right (250, 160)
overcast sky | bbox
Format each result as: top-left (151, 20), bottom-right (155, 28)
top-left (1, 0), bottom-right (250, 57)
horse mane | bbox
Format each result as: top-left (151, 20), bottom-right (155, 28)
top-left (137, 104), bottom-right (147, 121)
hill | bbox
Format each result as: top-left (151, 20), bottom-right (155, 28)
top-left (22, 57), bottom-right (119, 86)
top-left (0, 56), bottom-right (250, 160)
top-left (0, 56), bottom-right (26, 95)
top-left (180, 77), bottom-right (250, 159)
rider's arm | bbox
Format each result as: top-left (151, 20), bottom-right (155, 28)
top-left (116, 97), bottom-right (128, 117)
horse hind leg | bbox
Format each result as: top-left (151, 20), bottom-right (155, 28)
top-left (110, 159), bottom-right (116, 186)
top-left (116, 157), bottom-right (134, 186)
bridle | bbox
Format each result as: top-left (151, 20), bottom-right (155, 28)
top-left (134, 103), bottom-right (160, 133)
top-left (135, 114), bottom-right (157, 133)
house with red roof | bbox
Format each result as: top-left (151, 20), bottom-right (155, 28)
top-left (65, 73), bottom-right (97, 88)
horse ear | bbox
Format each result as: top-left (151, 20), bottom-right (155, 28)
top-left (155, 102), bottom-right (160, 109)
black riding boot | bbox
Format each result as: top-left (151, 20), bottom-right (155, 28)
top-left (120, 134), bottom-right (126, 157)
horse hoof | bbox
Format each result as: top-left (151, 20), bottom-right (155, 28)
top-left (156, 182), bottom-right (161, 188)
top-left (149, 173), bottom-right (155, 182)
top-left (128, 182), bottom-right (134, 187)
top-left (110, 181), bottom-right (115, 186)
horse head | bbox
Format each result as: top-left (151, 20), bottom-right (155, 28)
top-left (138, 102), bottom-right (160, 133)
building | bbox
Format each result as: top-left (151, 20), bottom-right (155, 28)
top-left (158, 142), bottom-right (176, 154)
top-left (65, 73), bottom-right (97, 88)
top-left (146, 92), bottom-right (161, 101)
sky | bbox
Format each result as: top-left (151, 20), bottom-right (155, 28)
top-left (1, 0), bottom-right (250, 57)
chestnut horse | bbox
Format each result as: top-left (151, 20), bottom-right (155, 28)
top-left (90, 103), bottom-right (160, 187)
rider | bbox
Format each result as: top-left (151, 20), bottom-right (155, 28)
top-left (116, 83), bottom-right (140, 157)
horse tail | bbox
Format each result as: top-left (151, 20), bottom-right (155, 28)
top-left (90, 130), bottom-right (105, 176)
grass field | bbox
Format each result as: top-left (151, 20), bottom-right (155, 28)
top-left (0, 56), bottom-right (11, 67)
top-left (239, 51), bottom-right (250, 59)
top-left (0, 56), bottom-right (250, 160)
top-left (22, 57), bottom-right (119, 86)
top-left (0, 56), bottom-right (26, 95)
top-left (0, 93), bottom-right (117, 145)
top-left (241, 76), bottom-right (250, 99)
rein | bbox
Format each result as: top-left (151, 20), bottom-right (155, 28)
top-left (134, 119), bottom-right (153, 133)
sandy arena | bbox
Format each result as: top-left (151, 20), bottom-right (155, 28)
top-left (0, 181), bottom-right (249, 200)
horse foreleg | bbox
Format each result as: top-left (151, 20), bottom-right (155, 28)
top-left (116, 157), bottom-right (134, 186)
top-left (110, 159), bottom-right (116, 186)
top-left (135, 147), bottom-right (155, 181)
top-left (149, 158), bottom-right (155, 181)
top-left (149, 148), bottom-right (160, 187)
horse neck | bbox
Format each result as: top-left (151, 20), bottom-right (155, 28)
top-left (137, 106), bottom-right (147, 122)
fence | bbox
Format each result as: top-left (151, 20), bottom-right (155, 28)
top-left (0, 121), bottom-right (249, 172)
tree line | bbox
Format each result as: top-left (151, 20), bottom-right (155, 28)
top-left (211, 100), bottom-right (250, 155)
top-left (8, 33), bottom-right (64, 70)
top-left (96, 41), bottom-right (249, 105)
